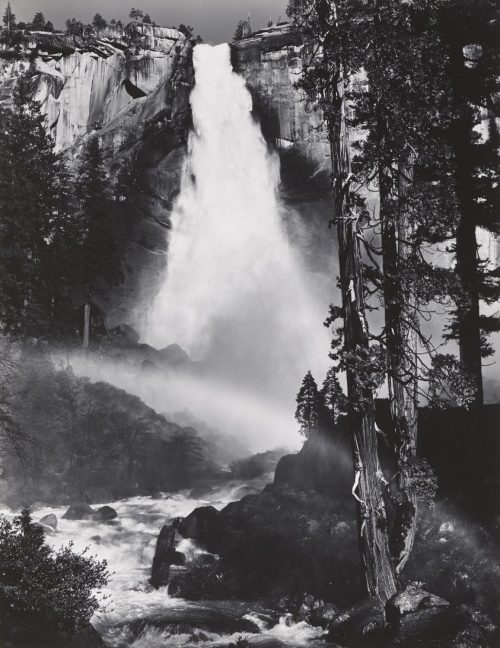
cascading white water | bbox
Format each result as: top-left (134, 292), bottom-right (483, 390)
top-left (144, 44), bottom-right (330, 434)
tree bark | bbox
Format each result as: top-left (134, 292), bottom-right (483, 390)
top-left (454, 119), bottom-right (484, 405)
top-left (448, 40), bottom-right (484, 405)
top-left (330, 76), bottom-right (397, 604)
top-left (83, 299), bottom-right (90, 350)
top-left (380, 153), bottom-right (419, 574)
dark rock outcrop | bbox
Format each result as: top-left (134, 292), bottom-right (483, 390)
top-left (92, 506), bottom-right (118, 522)
top-left (178, 506), bottom-right (226, 554)
top-left (150, 524), bottom-right (186, 588)
top-left (327, 598), bottom-right (386, 644)
top-left (62, 503), bottom-right (95, 520)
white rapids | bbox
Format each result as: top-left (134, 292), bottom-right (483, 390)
top-left (0, 479), bottom-right (328, 647)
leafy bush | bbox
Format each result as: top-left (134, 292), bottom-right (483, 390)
top-left (0, 509), bottom-right (108, 639)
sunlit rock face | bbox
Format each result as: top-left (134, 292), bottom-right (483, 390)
top-left (232, 24), bottom-right (332, 196)
top-left (0, 24), bottom-right (194, 329)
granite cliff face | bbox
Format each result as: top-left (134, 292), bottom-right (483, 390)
top-left (0, 23), bottom-right (194, 329)
top-left (232, 24), bottom-right (332, 198)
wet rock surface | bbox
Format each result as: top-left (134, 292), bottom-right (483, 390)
top-left (38, 513), bottom-right (57, 530)
top-left (62, 503), bottom-right (95, 520)
top-left (92, 506), bottom-right (118, 522)
top-left (150, 524), bottom-right (186, 588)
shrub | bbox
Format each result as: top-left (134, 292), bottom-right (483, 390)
top-left (0, 509), bottom-right (108, 640)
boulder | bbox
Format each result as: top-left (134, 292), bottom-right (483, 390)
top-left (311, 602), bottom-right (340, 628)
top-left (151, 524), bottom-right (186, 588)
top-left (92, 506), bottom-right (118, 522)
top-left (178, 506), bottom-right (226, 553)
top-left (297, 593), bottom-right (324, 621)
top-left (62, 503), bottom-right (94, 520)
top-left (109, 323), bottom-right (140, 344)
top-left (158, 343), bottom-right (191, 366)
top-left (328, 598), bottom-right (385, 644)
top-left (33, 522), bottom-right (56, 536)
top-left (386, 582), bottom-right (449, 620)
top-left (392, 604), bottom-right (497, 646)
top-left (39, 513), bottom-right (57, 530)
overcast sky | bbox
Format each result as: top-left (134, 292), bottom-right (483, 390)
top-left (10, 0), bottom-right (289, 43)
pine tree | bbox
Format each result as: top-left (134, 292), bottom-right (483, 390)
top-left (0, 76), bottom-right (76, 338)
top-left (321, 366), bottom-right (345, 425)
top-left (75, 137), bottom-right (122, 349)
top-left (31, 12), bottom-right (45, 30)
top-left (440, 0), bottom-right (500, 404)
top-left (288, 0), bottom-right (398, 604)
top-left (295, 371), bottom-right (323, 437)
top-left (2, 2), bottom-right (15, 30)
top-left (92, 13), bottom-right (107, 30)
top-left (129, 8), bottom-right (143, 21)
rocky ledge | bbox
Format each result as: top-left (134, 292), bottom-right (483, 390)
top-left (148, 408), bottom-right (500, 646)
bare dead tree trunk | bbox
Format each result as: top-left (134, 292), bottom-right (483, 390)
top-left (330, 78), bottom-right (397, 604)
top-left (380, 152), bottom-right (419, 574)
top-left (83, 297), bottom-right (90, 350)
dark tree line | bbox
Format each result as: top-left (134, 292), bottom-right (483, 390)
top-left (290, 0), bottom-right (498, 604)
top-left (2, 5), bottom-right (54, 32)
top-left (0, 76), bottom-right (121, 345)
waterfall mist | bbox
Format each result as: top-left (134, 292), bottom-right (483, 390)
top-left (139, 43), bottom-right (331, 448)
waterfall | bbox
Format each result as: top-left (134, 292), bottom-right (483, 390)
top-left (144, 43), bottom-right (330, 445)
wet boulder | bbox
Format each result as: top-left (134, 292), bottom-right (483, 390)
top-left (311, 602), bottom-right (340, 628)
top-left (151, 524), bottom-right (186, 588)
top-left (92, 506), bottom-right (118, 522)
top-left (297, 593), bottom-right (324, 621)
top-left (386, 582), bottom-right (449, 619)
top-left (39, 513), bottom-right (57, 530)
top-left (391, 603), bottom-right (497, 646)
top-left (327, 598), bottom-right (385, 644)
top-left (178, 506), bottom-right (226, 553)
top-left (62, 503), bottom-right (94, 520)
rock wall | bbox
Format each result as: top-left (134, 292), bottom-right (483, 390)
top-left (232, 25), bottom-right (332, 197)
top-left (0, 24), bottom-right (194, 331)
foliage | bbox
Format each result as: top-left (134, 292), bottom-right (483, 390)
top-left (233, 19), bottom-right (250, 41)
top-left (31, 12), bottom-right (45, 30)
top-left (44, 20), bottom-right (53, 32)
top-left (75, 137), bottom-right (122, 310)
top-left (426, 353), bottom-right (478, 408)
top-left (320, 366), bottom-right (346, 423)
top-left (65, 18), bottom-right (84, 36)
top-left (0, 509), bottom-right (108, 638)
top-left (129, 8), bottom-right (143, 21)
top-left (92, 13), bottom-right (107, 30)
top-left (2, 2), bottom-right (15, 29)
top-left (0, 76), bottom-right (77, 339)
top-left (295, 371), bottom-right (324, 437)
top-left (1, 352), bottom-right (211, 503)
top-left (142, 13), bottom-right (152, 24)
top-left (178, 23), bottom-right (194, 39)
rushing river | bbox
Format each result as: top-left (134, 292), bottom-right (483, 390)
top-left (3, 477), bottom-right (329, 647)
